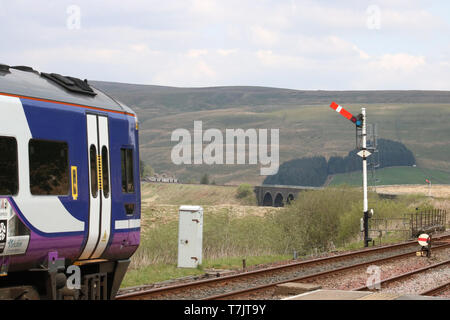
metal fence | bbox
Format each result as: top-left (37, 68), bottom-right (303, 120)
top-left (368, 217), bottom-right (411, 242)
top-left (407, 209), bottom-right (447, 237)
top-left (368, 209), bottom-right (447, 242)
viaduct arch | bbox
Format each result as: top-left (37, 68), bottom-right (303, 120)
top-left (254, 185), bottom-right (321, 207)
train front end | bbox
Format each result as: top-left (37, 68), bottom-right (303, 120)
top-left (0, 64), bottom-right (141, 299)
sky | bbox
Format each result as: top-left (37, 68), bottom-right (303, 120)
top-left (1, 0), bottom-right (450, 90)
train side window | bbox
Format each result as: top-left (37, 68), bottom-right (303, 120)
top-left (102, 146), bottom-right (110, 198)
top-left (29, 139), bottom-right (69, 195)
top-left (121, 148), bottom-right (134, 193)
top-left (90, 145), bottom-right (98, 198)
top-left (0, 136), bottom-right (18, 195)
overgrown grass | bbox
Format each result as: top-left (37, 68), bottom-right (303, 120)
top-left (122, 255), bottom-right (292, 287)
top-left (130, 207), bottom-right (285, 269)
top-left (123, 264), bottom-right (205, 288)
top-left (123, 186), bottom-right (431, 287)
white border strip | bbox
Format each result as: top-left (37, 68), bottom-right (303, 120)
top-left (115, 219), bottom-right (140, 230)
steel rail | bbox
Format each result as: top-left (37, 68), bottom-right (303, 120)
top-left (354, 259), bottom-right (450, 291)
top-left (201, 242), bottom-right (450, 300)
top-left (420, 280), bottom-right (450, 296)
top-left (116, 234), bottom-right (450, 300)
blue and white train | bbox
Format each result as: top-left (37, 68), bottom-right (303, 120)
top-left (0, 64), bottom-right (141, 299)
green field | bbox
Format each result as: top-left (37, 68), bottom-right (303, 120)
top-left (92, 81), bottom-right (450, 185)
top-left (330, 166), bottom-right (450, 186)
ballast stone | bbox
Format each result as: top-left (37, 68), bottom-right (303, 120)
top-left (275, 282), bottom-right (322, 296)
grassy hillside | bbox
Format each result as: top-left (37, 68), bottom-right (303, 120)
top-left (91, 81), bottom-right (450, 185)
top-left (140, 182), bottom-right (256, 206)
top-left (330, 166), bottom-right (450, 186)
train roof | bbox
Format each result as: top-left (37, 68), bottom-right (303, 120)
top-left (0, 64), bottom-right (135, 116)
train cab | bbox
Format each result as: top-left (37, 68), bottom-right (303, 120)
top-left (0, 64), bottom-right (141, 299)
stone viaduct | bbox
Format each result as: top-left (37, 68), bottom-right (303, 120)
top-left (254, 185), bottom-right (322, 207)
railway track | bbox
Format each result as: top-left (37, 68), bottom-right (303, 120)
top-left (202, 243), bottom-right (450, 300)
top-left (421, 280), bottom-right (450, 297)
top-left (353, 259), bottom-right (450, 291)
top-left (116, 234), bottom-right (450, 300)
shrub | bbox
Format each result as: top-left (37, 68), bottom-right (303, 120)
top-left (235, 183), bottom-right (256, 205)
top-left (236, 183), bottom-right (253, 198)
top-left (200, 173), bottom-right (209, 185)
top-left (275, 187), bottom-right (363, 254)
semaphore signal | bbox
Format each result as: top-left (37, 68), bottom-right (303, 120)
top-left (329, 101), bottom-right (363, 127)
top-left (329, 101), bottom-right (373, 247)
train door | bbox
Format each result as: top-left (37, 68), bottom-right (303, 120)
top-left (79, 114), bottom-right (112, 260)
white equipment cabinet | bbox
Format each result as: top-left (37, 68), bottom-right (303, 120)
top-left (177, 205), bottom-right (203, 268)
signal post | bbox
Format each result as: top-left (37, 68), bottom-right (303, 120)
top-left (330, 102), bottom-right (372, 247)
top-left (358, 108), bottom-right (372, 247)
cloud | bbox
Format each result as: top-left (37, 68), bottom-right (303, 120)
top-left (380, 7), bottom-right (446, 31)
top-left (1, 1), bottom-right (449, 90)
top-left (256, 50), bottom-right (309, 69)
top-left (217, 49), bottom-right (238, 56)
top-left (187, 49), bottom-right (209, 58)
top-left (373, 53), bottom-right (426, 72)
top-left (250, 26), bottom-right (280, 47)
